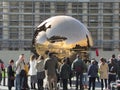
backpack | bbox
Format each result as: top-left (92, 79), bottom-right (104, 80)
top-left (110, 65), bottom-right (116, 73)
top-left (75, 65), bottom-right (83, 73)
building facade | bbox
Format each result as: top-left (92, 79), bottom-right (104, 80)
top-left (0, 0), bottom-right (120, 62)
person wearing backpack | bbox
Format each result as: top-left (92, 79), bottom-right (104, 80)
top-left (71, 54), bottom-right (86, 90)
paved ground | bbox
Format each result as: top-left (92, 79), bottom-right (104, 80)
top-left (0, 77), bottom-right (101, 90)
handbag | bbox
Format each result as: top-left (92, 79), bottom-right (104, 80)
top-left (11, 76), bottom-right (15, 80)
top-left (20, 69), bottom-right (26, 77)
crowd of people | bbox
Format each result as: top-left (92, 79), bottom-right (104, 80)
top-left (0, 53), bottom-right (120, 90)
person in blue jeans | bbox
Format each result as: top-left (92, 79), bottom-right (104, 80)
top-left (15, 74), bottom-right (21, 90)
top-left (71, 54), bottom-right (86, 90)
top-left (15, 54), bottom-right (26, 90)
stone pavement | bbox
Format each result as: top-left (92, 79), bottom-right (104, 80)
top-left (0, 77), bottom-right (101, 90)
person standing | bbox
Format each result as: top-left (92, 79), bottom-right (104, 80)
top-left (35, 55), bottom-right (45, 90)
top-left (28, 54), bottom-right (37, 89)
top-left (7, 59), bottom-right (15, 90)
top-left (44, 52), bottom-right (58, 90)
top-left (108, 58), bottom-right (117, 89)
top-left (99, 58), bottom-right (109, 90)
top-left (60, 58), bottom-right (70, 90)
top-left (71, 54), bottom-right (86, 90)
top-left (0, 59), bottom-right (3, 85)
top-left (15, 54), bottom-right (26, 90)
top-left (66, 57), bottom-right (72, 87)
top-left (88, 60), bottom-right (98, 90)
top-left (83, 60), bottom-right (89, 89)
top-left (117, 54), bottom-right (120, 80)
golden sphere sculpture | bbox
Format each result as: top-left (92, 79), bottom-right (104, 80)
top-left (32, 15), bottom-right (93, 60)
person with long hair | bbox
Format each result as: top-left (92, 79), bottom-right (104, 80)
top-left (35, 55), bottom-right (45, 90)
top-left (99, 58), bottom-right (109, 90)
top-left (28, 54), bottom-right (37, 89)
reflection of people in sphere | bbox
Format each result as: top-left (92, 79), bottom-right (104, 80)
top-left (34, 16), bottom-right (93, 58)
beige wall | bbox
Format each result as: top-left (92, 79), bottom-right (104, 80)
top-left (0, 50), bottom-right (119, 66)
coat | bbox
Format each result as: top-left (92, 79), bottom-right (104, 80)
top-left (7, 65), bottom-right (15, 87)
top-left (88, 63), bottom-right (98, 77)
top-left (99, 63), bottom-right (109, 79)
top-left (71, 58), bottom-right (86, 73)
top-left (60, 63), bottom-right (70, 79)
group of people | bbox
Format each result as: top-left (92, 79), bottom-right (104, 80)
top-left (75, 54), bottom-right (120, 90)
top-left (6, 52), bottom-right (60, 90)
top-left (0, 53), bottom-right (120, 90)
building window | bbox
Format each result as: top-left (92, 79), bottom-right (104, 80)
top-left (88, 2), bottom-right (98, 14)
top-left (24, 41), bottom-right (31, 50)
top-left (24, 15), bottom-right (34, 26)
top-left (103, 29), bottom-right (113, 40)
top-left (24, 1), bottom-right (34, 12)
top-left (9, 28), bottom-right (19, 39)
top-left (103, 3), bottom-right (113, 13)
top-left (9, 1), bottom-right (19, 12)
top-left (9, 15), bottom-right (19, 20)
top-left (72, 2), bottom-right (82, 13)
top-left (40, 2), bottom-right (50, 13)
top-left (9, 40), bottom-right (19, 50)
top-left (103, 15), bottom-right (112, 22)
top-left (24, 28), bottom-right (33, 39)
top-left (103, 42), bottom-right (113, 51)
top-left (55, 2), bottom-right (67, 13)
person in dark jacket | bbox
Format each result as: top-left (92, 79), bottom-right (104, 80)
top-left (60, 58), bottom-right (70, 90)
top-left (71, 54), bottom-right (86, 90)
top-left (108, 58), bottom-right (117, 89)
top-left (88, 60), bottom-right (98, 90)
top-left (66, 57), bottom-right (72, 87)
top-left (7, 59), bottom-right (15, 90)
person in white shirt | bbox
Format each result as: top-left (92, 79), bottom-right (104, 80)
top-left (15, 54), bottom-right (25, 90)
top-left (28, 54), bottom-right (37, 89)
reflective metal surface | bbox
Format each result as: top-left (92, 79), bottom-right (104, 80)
top-left (32, 16), bottom-right (93, 59)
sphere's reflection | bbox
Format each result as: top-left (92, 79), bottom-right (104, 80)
top-left (32, 16), bottom-right (93, 59)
